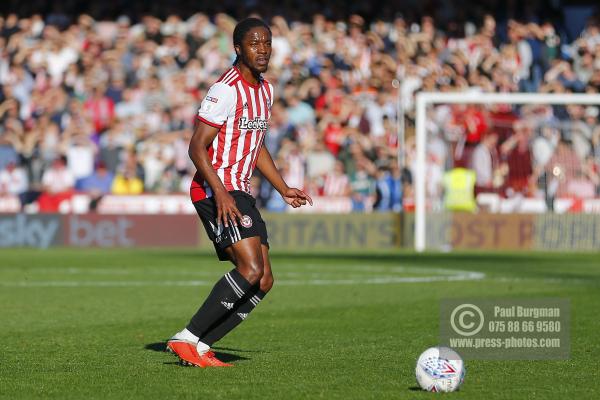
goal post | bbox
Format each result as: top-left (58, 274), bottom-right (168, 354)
top-left (414, 92), bottom-right (600, 252)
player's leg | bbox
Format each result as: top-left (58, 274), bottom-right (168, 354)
top-left (224, 242), bottom-right (273, 292)
top-left (168, 192), bottom-right (266, 366)
top-left (185, 236), bottom-right (263, 340)
top-left (168, 236), bottom-right (263, 367)
top-left (199, 244), bottom-right (273, 346)
top-left (259, 244), bottom-right (274, 292)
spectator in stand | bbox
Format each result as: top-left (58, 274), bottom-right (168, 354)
top-left (565, 104), bottom-right (593, 161)
top-left (470, 131), bottom-right (500, 194)
top-left (265, 157), bottom-right (292, 212)
top-left (114, 89), bottom-right (145, 120)
top-left (98, 121), bottom-right (133, 173)
top-left (279, 140), bottom-right (306, 192)
top-left (319, 115), bottom-right (346, 157)
top-left (450, 104), bottom-right (488, 167)
top-left (286, 92), bottom-right (316, 127)
top-left (305, 140), bottom-right (336, 181)
top-left (592, 122), bottom-right (600, 187)
top-left (582, 154), bottom-right (600, 196)
top-left (84, 85), bottom-right (115, 134)
top-left (425, 152), bottom-right (445, 204)
top-left (152, 165), bottom-right (183, 194)
top-left (38, 155), bottom-right (75, 212)
top-left (532, 123), bottom-right (559, 170)
top-left (542, 136), bottom-right (581, 199)
top-left (111, 165), bottom-right (144, 195)
top-left (264, 101), bottom-right (294, 155)
top-left (64, 131), bottom-right (97, 182)
top-left (507, 20), bottom-right (533, 92)
top-left (349, 158), bottom-right (376, 211)
top-left (322, 161), bottom-right (350, 197)
top-left (566, 170), bottom-right (597, 199)
top-left (0, 161), bottom-right (28, 207)
top-left (500, 120), bottom-right (534, 196)
top-left (0, 123), bottom-right (21, 170)
top-left (77, 161), bottom-right (114, 210)
top-left (544, 60), bottom-right (586, 93)
top-left (581, 106), bottom-right (600, 159)
top-left (374, 165), bottom-right (402, 212)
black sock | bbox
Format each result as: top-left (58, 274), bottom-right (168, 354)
top-left (200, 289), bottom-right (267, 346)
top-left (186, 269), bottom-right (252, 338)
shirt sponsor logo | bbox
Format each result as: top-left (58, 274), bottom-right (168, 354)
top-left (238, 117), bottom-right (268, 130)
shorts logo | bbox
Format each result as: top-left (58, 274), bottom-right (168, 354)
top-left (206, 96), bottom-right (219, 103)
top-left (209, 221), bottom-right (224, 236)
top-left (240, 215), bottom-right (253, 228)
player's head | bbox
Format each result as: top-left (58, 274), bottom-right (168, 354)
top-left (233, 18), bottom-right (272, 74)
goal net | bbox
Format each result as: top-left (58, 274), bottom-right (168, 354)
top-left (413, 92), bottom-right (600, 252)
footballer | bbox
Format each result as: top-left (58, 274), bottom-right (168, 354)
top-left (166, 17), bottom-right (313, 367)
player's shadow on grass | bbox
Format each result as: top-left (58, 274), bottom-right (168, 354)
top-left (408, 386), bottom-right (422, 391)
top-left (211, 346), bottom-right (262, 353)
top-left (145, 342), bottom-right (251, 363)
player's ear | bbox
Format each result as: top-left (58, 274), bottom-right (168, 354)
top-left (234, 44), bottom-right (241, 58)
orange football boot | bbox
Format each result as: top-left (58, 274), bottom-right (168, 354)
top-left (166, 341), bottom-right (205, 367)
top-left (165, 339), bottom-right (195, 354)
top-left (166, 342), bottom-right (233, 367)
top-left (197, 351), bottom-right (234, 367)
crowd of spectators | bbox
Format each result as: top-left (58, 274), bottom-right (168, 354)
top-left (0, 7), bottom-right (599, 213)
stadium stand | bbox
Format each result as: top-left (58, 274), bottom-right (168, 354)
top-left (0, 2), bottom-right (599, 213)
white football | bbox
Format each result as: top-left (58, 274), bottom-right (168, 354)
top-left (415, 346), bottom-right (465, 392)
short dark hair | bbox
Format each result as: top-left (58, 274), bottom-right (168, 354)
top-left (233, 17), bottom-right (271, 64)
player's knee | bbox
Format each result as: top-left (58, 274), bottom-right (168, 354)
top-left (260, 273), bottom-right (274, 293)
top-left (239, 260), bottom-right (264, 284)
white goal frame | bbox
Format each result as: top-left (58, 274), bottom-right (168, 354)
top-left (414, 91), bottom-right (600, 252)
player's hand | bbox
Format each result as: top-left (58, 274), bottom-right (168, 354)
top-left (282, 187), bottom-right (313, 208)
top-left (214, 190), bottom-right (242, 227)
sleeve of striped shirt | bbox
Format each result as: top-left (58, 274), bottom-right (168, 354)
top-left (268, 83), bottom-right (275, 106)
top-left (197, 82), bottom-right (236, 128)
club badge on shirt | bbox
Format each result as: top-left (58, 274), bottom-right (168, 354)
top-left (241, 215), bottom-right (253, 228)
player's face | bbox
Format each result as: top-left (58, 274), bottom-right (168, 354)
top-left (238, 27), bottom-right (272, 73)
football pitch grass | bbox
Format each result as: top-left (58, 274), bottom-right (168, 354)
top-left (1, 249), bottom-right (599, 399)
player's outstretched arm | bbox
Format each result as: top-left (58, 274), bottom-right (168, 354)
top-left (189, 122), bottom-right (243, 226)
top-left (255, 146), bottom-right (313, 208)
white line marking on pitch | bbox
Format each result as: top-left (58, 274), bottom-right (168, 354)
top-left (0, 270), bottom-right (485, 288)
top-left (3, 264), bottom-right (481, 277)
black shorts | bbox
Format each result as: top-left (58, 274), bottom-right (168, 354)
top-left (193, 190), bottom-right (269, 261)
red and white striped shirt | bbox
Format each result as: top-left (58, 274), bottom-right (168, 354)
top-left (191, 66), bottom-right (274, 201)
top-left (323, 172), bottom-right (349, 196)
